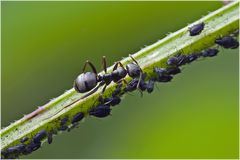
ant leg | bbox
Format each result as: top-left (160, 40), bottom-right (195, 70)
top-left (136, 73), bottom-right (143, 97)
top-left (118, 62), bottom-right (126, 70)
top-left (129, 54), bottom-right (139, 64)
top-left (112, 62), bottom-right (119, 71)
top-left (102, 56), bottom-right (107, 73)
top-left (82, 60), bottom-right (98, 74)
top-left (129, 54), bottom-right (143, 72)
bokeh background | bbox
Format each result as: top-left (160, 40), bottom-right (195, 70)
top-left (1, 1), bottom-right (239, 159)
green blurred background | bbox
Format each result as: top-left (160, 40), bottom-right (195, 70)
top-left (1, 1), bottom-right (239, 159)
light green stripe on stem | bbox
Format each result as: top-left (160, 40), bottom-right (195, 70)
top-left (1, 1), bottom-right (239, 153)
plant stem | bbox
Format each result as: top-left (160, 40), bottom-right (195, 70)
top-left (1, 1), bottom-right (239, 156)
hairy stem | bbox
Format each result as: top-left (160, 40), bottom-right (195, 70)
top-left (1, 1), bottom-right (239, 156)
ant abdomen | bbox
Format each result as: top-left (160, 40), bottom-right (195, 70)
top-left (74, 72), bottom-right (97, 93)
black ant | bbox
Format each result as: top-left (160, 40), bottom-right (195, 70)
top-left (74, 55), bottom-right (144, 96)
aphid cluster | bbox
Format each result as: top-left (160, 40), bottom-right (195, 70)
top-left (1, 130), bottom-right (53, 159)
top-left (2, 22), bottom-right (239, 159)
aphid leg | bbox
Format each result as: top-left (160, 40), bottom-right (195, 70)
top-left (102, 56), bottom-right (107, 73)
top-left (82, 60), bottom-right (98, 74)
top-left (136, 73), bottom-right (143, 97)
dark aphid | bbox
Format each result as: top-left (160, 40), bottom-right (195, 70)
top-left (5, 144), bottom-right (25, 158)
top-left (189, 22), bottom-right (205, 36)
top-left (146, 80), bottom-right (155, 93)
top-left (60, 117), bottom-right (68, 126)
top-left (71, 112), bottom-right (84, 124)
top-left (20, 136), bottom-right (29, 143)
top-left (89, 104), bottom-right (111, 118)
top-left (112, 84), bottom-right (122, 96)
top-left (15, 144), bottom-right (26, 151)
top-left (167, 54), bottom-right (188, 66)
top-left (59, 116), bottom-right (69, 131)
top-left (153, 67), bottom-right (167, 76)
top-left (156, 75), bottom-right (173, 82)
top-left (201, 48), bottom-right (219, 57)
top-left (186, 53), bottom-right (200, 63)
top-left (105, 96), bottom-right (121, 106)
top-left (124, 78), bottom-right (138, 92)
top-left (154, 67), bottom-right (173, 82)
top-left (33, 130), bottom-right (47, 143)
top-left (29, 142), bottom-right (41, 151)
top-left (22, 142), bottom-right (41, 155)
top-left (7, 146), bottom-right (19, 154)
top-left (167, 56), bottom-right (179, 66)
top-left (166, 67), bottom-right (181, 75)
top-left (139, 79), bottom-right (147, 91)
top-left (47, 132), bottom-right (53, 144)
top-left (176, 54), bottom-right (188, 66)
top-left (215, 36), bottom-right (239, 49)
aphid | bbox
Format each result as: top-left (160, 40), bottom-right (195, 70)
top-left (167, 56), bottom-right (179, 66)
top-left (124, 79), bottom-right (138, 92)
top-left (201, 48), bottom-right (219, 57)
top-left (156, 75), bottom-right (173, 82)
top-left (33, 130), bottom-right (47, 143)
top-left (7, 146), bottom-right (19, 154)
top-left (186, 53), bottom-right (200, 63)
top-left (89, 104), bottom-right (111, 118)
top-left (112, 83), bottom-right (122, 96)
top-left (215, 36), bottom-right (239, 49)
top-left (166, 67), bottom-right (181, 75)
top-left (15, 144), bottom-right (26, 154)
top-left (74, 55), bottom-right (143, 95)
top-left (20, 136), bottom-right (29, 143)
top-left (71, 112), bottom-right (84, 124)
top-left (189, 22), bottom-right (205, 36)
top-left (167, 54), bottom-right (188, 66)
top-left (146, 79), bottom-right (155, 93)
top-left (60, 117), bottom-right (68, 126)
top-left (104, 96), bottom-right (121, 106)
top-left (154, 67), bottom-right (173, 82)
top-left (176, 54), bottom-right (188, 66)
top-left (47, 132), bottom-right (53, 144)
top-left (29, 142), bottom-right (41, 151)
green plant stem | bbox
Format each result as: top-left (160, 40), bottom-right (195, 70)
top-left (1, 1), bottom-right (239, 153)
